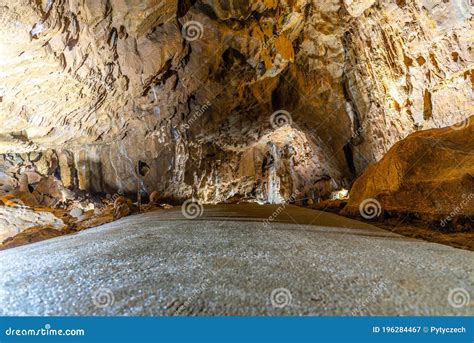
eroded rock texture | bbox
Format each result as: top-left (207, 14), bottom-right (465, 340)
top-left (0, 205), bottom-right (65, 242)
top-left (0, 0), bottom-right (472, 204)
top-left (341, 116), bottom-right (474, 227)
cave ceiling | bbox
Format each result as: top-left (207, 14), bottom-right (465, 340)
top-left (0, 0), bottom-right (471, 203)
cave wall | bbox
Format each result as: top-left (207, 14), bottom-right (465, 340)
top-left (344, 0), bottom-right (473, 172)
top-left (0, 125), bottom-right (342, 203)
top-left (0, 0), bottom-right (471, 203)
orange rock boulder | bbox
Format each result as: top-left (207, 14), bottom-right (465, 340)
top-left (341, 117), bottom-right (474, 229)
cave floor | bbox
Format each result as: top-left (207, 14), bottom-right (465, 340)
top-left (0, 204), bottom-right (472, 316)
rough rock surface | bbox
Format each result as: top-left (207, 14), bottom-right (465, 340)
top-left (341, 116), bottom-right (474, 227)
top-left (0, 0), bottom-right (472, 204)
top-left (113, 196), bottom-right (133, 220)
top-left (0, 206), bottom-right (65, 242)
top-left (0, 225), bottom-right (64, 250)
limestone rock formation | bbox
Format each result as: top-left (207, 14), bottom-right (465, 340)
top-left (32, 176), bottom-right (76, 207)
top-left (0, 206), bottom-right (65, 242)
top-left (113, 196), bottom-right (133, 220)
top-left (344, 0), bottom-right (473, 173)
top-left (149, 191), bottom-right (160, 205)
top-left (341, 116), bottom-right (474, 228)
top-left (0, 225), bottom-right (64, 250)
top-left (0, 0), bottom-right (471, 205)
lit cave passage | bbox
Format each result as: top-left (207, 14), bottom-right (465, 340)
top-left (0, 0), bottom-right (472, 316)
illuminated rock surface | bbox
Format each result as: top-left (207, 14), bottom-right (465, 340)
top-left (341, 116), bottom-right (474, 227)
top-left (0, 205), bottom-right (64, 242)
top-left (0, 0), bottom-right (471, 204)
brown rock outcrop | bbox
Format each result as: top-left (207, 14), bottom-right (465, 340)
top-left (0, 225), bottom-right (65, 251)
top-left (32, 176), bottom-right (76, 207)
top-left (149, 191), bottom-right (160, 205)
top-left (0, 205), bottom-right (65, 242)
top-left (113, 196), bottom-right (133, 220)
top-left (341, 116), bottom-right (474, 229)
